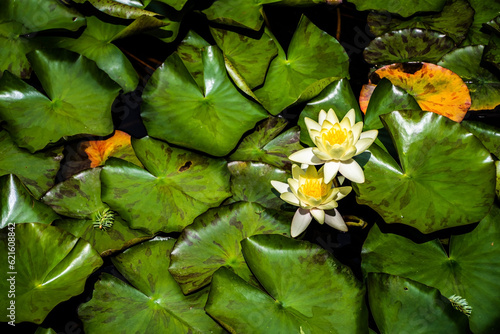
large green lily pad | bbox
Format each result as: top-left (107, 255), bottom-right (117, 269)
top-left (255, 15), bottom-right (349, 115)
top-left (0, 131), bottom-right (63, 199)
top-left (353, 110), bottom-right (495, 233)
top-left (211, 27), bottom-right (278, 90)
top-left (224, 161), bottom-right (291, 208)
top-left (55, 16), bottom-right (139, 92)
top-left (169, 202), bottom-right (291, 294)
top-left (463, 0), bottom-right (500, 45)
top-left (347, 0), bottom-right (447, 17)
top-left (0, 223), bottom-right (103, 324)
top-left (367, 0), bottom-right (474, 44)
top-left (0, 21), bottom-right (37, 78)
top-left (367, 273), bottom-right (469, 332)
top-left (101, 136), bottom-right (231, 234)
top-left (141, 45), bottom-right (268, 156)
top-left (0, 0), bottom-right (85, 34)
top-left (79, 238), bottom-right (224, 333)
top-left (362, 204), bottom-right (500, 333)
top-left (206, 234), bottom-right (368, 333)
top-left (438, 45), bottom-right (500, 110)
top-left (364, 29), bottom-right (455, 65)
top-left (176, 30), bottom-right (210, 91)
top-left (0, 49), bottom-right (120, 153)
top-left (230, 117), bottom-right (302, 169)
top-left (0, 174), bottom-right (59, 229)
top-left (298, 78), bottom-right (363, 147)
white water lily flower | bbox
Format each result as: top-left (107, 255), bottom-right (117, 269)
top-left (271, 164), bottom-right (351, 237)
top-left (289, 108), bottom-right (378, 184)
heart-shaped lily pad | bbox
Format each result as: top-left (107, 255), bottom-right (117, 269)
top-left (0, 131), bottom-right (63, 199)
top-left (255, 15), bottom-right (349, 115)
top-left (461, 121), bottom-right (500, 158)
top-left (1, 174), bottom-right (59, 229)
top-left (101, 136), bottom-right (231, 234)
top-left (366, 63), bottom-right (471, 122)
top-left (224, 161), bottom-right (291, 208)
top-left (0, 223), bottom-right (103, 324)
top-left (79, 238), bottom-right (224, 333)
top-left (367, 273), bottom-right (469, 332)
top-left (353, 110), bottom-right (495, 233)
top-left (462, 0), bottom-right (500, 45)
top-left (438, 45), bottom-right (500, 111)
top-left (176, 30), bottom-right (210, 90)
top-left (367, 0), bottom-right (474, 44)
top-left (0, 21), bottom-right (38, 78)
top-left (230, 117), bottom-right (302, 169)
top-left (362, 204), bottom-right (500, 333)
top-left (298, 78), bottom-right (363, 147)
top-left (54, 16), bottom-right (139, 92)
top-left (348, 0), bottom-right (447, 17)
top-left (364, 29), bottom-right (455, 65)
top-left (141, 45), bottom-right (268, 156)
top-left (169, 202), bottom-right (291, 294)
top-left (0, 49), bottom-right (120, 152)
top-left (205, 234), bottom-right (368, 333)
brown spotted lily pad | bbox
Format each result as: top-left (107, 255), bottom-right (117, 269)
top-left (360, 63), bottom-right (471, 122)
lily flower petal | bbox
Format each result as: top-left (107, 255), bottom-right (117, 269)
top-left (281, 192), bottom-right (300, 206)
top-left (311, 208), bottom-right (325, 224)
top-left (270, 180), bottom-right (289, 194)
top-left (289, 147), bottom-right (323, 165)
top-left (344, 108), bottom-right (356, 127)
top-left (351, 122), bottom-right (363, 142)
top-left (317, 201), bottom-right (338, 211)
top-left (291, 208), bottom-right (313, 237)
top-left (318, 109), bottom-right (329, 125)
top-left (323, 161), bottom-right (340, 184)
top-left (359, 129), bottom-right (378, 141)
top-left (355, 137), bottom-right (377, 154)
top-left (324, 208), bottom-right (348, 232)
top-left (339, 159), bottom-right (365, 183)
top-left (292, 164), bottom-right (305, 180)
top-left (305, 117), bottom-right (321, 139)
top-left (325, 109), bottom-right (339, 125)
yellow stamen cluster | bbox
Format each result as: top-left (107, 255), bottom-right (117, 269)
top-left (322, 125), bottom-right (348, 146)
top-left (299, 178), bottom-right (328, 199)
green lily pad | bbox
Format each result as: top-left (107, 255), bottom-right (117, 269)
top-left (42, 168), bottom-right (107, 219)
top-left (347, 0), bottom-right (447, 17)
top-left (0, 174), bottom-right (59, 229)
top-left (438, 45), bottom-right (500, 110)
top-left (79, 238), bottom-right (224, 333)
top-left (461, 121), bottom-right (500, 158)
top-left (367, 273), bottom-right (469, 332)
top-left (211, 27), bottom-right (278, 89)
top-left (0, 0), bottom-right (85, 34)
top-left (202, 0), bottom-right (280, 31)
top-left (496, 161), bottom-right (500, 199)
top-left (353, 110), bottom-right (495, 233)
top-left (0, 223), bottom-right (103, 324)
top-left (141, 45), bottom-right (268, 156)
top-left (462, 0), bottom-right (500, 45)
top-left (255, 15), bottom-right (349, 115)
top-left (298, 78), bottom-right (363, 147)
top-left (55, 217), bottom-right (153, 257)
top-left (176, 30), bottom-right (210, 90)
top-left (0, 131), bottom-right (63, 199)
top-left (169, 202), bottom-right (291, 294)
top-left (363, 78), bottom-right (421, 131)
top-left (0, 49), bottom-right (120, 153)
top-left (364, 29), bottom-right (455, 65)
top-left (206, 234), bottom-right (368, 333)
top-left (362, 204), bottom-right (500, 333)
top-left (101, 136), bottom-right (231, 234)
top-left (367, 0), bottom-right (474, 44)
top-left (230, 117), bottom-right (302, 169)
top-left (484, 34), bottom-right (500, 72)
top-left (225, 161), bottom-right (291, 208)
top-left (55, 16), bottom-right (139, 92)
top-left (0, 21), bottom-right (38, 78)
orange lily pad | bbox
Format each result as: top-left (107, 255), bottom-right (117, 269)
top-left (360, 63), bottom-right (471, 122)
top-left (83, 130), bottom-right (142, 168)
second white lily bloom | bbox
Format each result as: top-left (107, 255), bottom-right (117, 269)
top-left (289, 108), bottom-right (378, 184)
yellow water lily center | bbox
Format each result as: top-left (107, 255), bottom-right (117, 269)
top-left (289, 108), bottom-right (378, 184)
top-left (271, 165), bottom-right (351, 237)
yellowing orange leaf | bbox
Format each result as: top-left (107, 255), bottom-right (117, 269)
top-left (360, 63), bottom-right (471, 122)
top-left (84, 130), bottom-right (132, 168)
